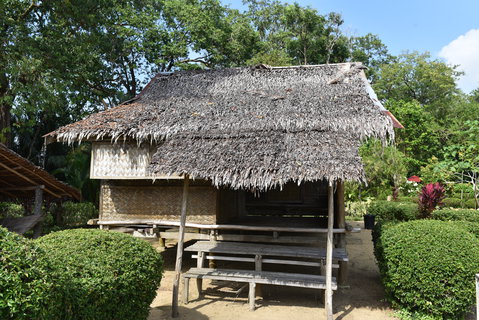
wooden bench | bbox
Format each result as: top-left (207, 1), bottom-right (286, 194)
top-left (183, 267), bottom-right (337, 310)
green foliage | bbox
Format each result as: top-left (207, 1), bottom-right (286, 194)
top-left (386, 100), bottom-right (442, 172)
top-left (432, 208), bottom-right (479, 223)
top-left (374, 220), bottom-right (479, 319)
top-left (59, 202), bottom-right (98, 227)
top-left (374, 52), bottom-right (462, 118)
top-left (368, 200), bottom-right (418, 222)
top-left (442, 198), bottom-right (477, 209)
top-left (443, 198), bottom-right (464, 208)
top-left (0, 202), bottom-right (23, 219)
top-left (244, 1), bottom-right (352, 66)
top-left (431, 120), bottom-right (479, 209)
top-left (454, 221), bottom-right (479, 238)
top-left (51, 144), bottom-right (99, 203)
top-left (452, 183), bottom-right (475, 194)
top-left (359, 139), bottom-right (408, 199)
top-left (396, 196), bottom-right (417, 203)
top-left (0, 227), bottom-right (51, 320)
top-left (345, 198), bottom-right (374, 220)
top-left (36, 229), bottom-right (163, 320)
top-left (349, 33), bottom-right (393, 81)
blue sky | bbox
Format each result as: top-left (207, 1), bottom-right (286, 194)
top-left (224, 0), bottom-right (479, 92)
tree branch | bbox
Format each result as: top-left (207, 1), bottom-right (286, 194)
top-left (18, 1), bottom-right (41, 21)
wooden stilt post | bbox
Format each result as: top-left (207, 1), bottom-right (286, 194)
top-left (34, 186), bottom-right (43, 216)
top-left (335, 181), bottom-right (348, 286)
top-left (325, 181), bottom-right (335, 320)
top-left (172, 175), bottom-right (190, 318)
top-left (33, 186), bottom-right (44, 239)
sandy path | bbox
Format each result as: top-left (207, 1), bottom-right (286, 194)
top-left (148, 222), bottom-right (397, 320)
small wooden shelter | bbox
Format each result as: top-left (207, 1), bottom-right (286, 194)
top-left (46, 63), bottom-right (399, 319)
top-left (0, 143), bottom-right (81, 236)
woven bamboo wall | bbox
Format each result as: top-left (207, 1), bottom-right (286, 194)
top-left (100, 182), bottom-right (217, 224)
top-left (91, 142), bottom-right (182, 180)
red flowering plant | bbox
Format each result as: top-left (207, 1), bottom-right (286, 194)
top-left (418, 182), bottom-right (445, 218)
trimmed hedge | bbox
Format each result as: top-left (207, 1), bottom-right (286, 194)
top-left (0, 227), bottom-right (51, 320)
top-left (396, 196), bottom-right (417, 203)
top-left (374, 220), bottom-right (479, 319)
top-left (368, 200), bottom-right (418, 222)
top-left (432, 208), bottom-right (479, 223)
top-left (36, 229), bottom-right (163, 320)
top-left (443, 198), bottom-right (477, 209)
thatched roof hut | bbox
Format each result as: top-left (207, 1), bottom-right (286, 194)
top-left (46, 63), bottom-right (401, 319)
top-left (46, 63), bottom-right (399, 191)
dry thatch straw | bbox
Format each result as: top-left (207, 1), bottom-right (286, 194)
top-left (46, 63), bottom-right (395, 190)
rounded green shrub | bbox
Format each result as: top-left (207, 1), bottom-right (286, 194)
top-left (376, 220), bottom-right (479, 319)
top-left (368, 200), bottom-right (418, 222)
top-left (442, 198), bottom-right (463, 208)
top-left (36, 229), bottom-right (163, 320)
top-left (0, 227), bottom-right (51, 320)
top-left (465, 199), bottom-right (478, 209)
top-left (432, 208), bottom-right (479, 223)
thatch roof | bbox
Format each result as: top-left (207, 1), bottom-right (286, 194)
top-left (46, 63), bottom-right (397, 190)
top-left (0, 144), bottom-right (81, 200)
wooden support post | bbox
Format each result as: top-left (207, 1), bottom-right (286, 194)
top-left (249, 282), bottom-right (256, 311)
top-left (158, 237), bottom-right (166, 248)
top-left (325, 182), bottom-right (335, 320)
top-left (254, 254), bottom-right (263, 298)
top-left (208, 229), bottom-right (217, 268)
top-left (33, 186), bottom-right (43, 239)
top-left (335, 181), bottom-right (348, 286)
top-left (172, 175), bottom-right (190, 318)
top-left (183, 277), bottom-right (190, 304)
top-left (196, 251), bottom-right (205, 296)
top-left (34, 186), bottom-right (43, 216)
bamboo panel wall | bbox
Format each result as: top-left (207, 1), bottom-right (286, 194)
top-left (91, 142), bottom-right (182, 180)
top-left (100, 183), bottom-right (217, 224)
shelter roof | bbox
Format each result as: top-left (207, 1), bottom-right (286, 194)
top-left (46, 63), bottom-right (398, 190)
top-left (0, 144), bottom-right (81, 200)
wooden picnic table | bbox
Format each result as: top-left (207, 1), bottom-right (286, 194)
top-left (185, 240), bottom-right (348, 268)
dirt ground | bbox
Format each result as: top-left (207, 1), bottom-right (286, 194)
top-left (148, 222), bottom-right (398, 320)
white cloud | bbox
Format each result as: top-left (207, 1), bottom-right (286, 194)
top-left (439, 29), bottom-right (479, 93)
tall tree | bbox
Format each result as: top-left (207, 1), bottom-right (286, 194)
top-left (349, 33), bottom-right (393, 81)
top-left (1, 0), bottom-right (258, 159)
top-left (243, 0), bottom-right (350, 66)
top-left (385, 100), bottom-right (441, 173)
top-left (373, 52), bottom-right (462, 120)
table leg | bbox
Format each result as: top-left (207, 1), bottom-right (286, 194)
top-left (196, 251), bottom-right (205, 296)
top-left (254, 255), bottom-right (263, 298)
top-left (338, 261), bottom-right (349, 287)
top-left (183, 277), bottom-right (190, 304)
top-left (249, 282), bottom-right (256, 311)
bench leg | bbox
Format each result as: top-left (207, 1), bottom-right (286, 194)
top-left (196, 279), bottom-right (203, 297)
top-left (318, 264), bottom-right (326, 302)
top-left (183, 277), bottom-right (190, 304)
top-left (158, 237), bottom-right (166, 248)
top-left (249, 282), bottom-right (256, 311)
top-left (338, 261), bottom-right (349, 287)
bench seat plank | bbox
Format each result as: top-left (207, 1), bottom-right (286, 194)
top-left (183, 267), bottom-right (337, 310)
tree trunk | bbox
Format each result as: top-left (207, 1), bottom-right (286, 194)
top-left (0, 71), bottom-right (12, 147)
